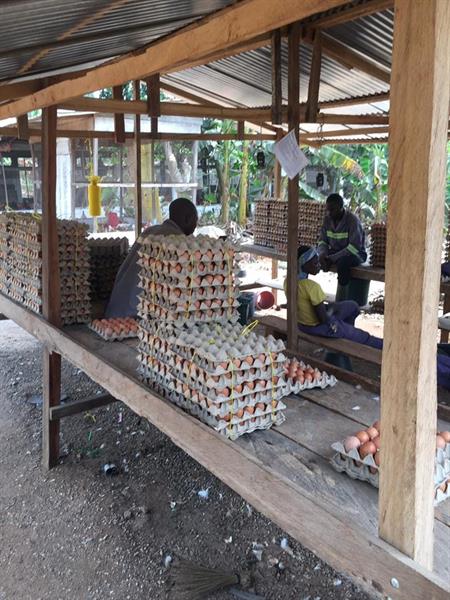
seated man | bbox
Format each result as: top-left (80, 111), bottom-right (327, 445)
top-left (286, 245), bottom-right (382, 349)
top-left (318, 193), bottom-right (367, 290)
top-left (105, 197), bottom-right (198, 318)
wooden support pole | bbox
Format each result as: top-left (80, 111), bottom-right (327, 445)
top-left (237, 121), bottom-right (245, 139)
top-left (112, 85), bottom-right (125, 144)
top-left (41, 105), bottom-right (61, 470)
top-left (274, 129), bottom-right (283, 198)
top-left (286, 23), bottom-right (300, 351)
top-left (17, 114), bottom-right (29, 140)
top-left (133, 81), bottom-right (143, 237)
top-left (271, 29), bottom-right (282, 125)
top-left (305, 31), bottom-right (322, 123)
top-left (379, 0), bottom-right (450, 569)
top-left (147, 74), bottom-right (160, 136)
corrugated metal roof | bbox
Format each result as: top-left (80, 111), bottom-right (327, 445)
top-left (0, 0), bottom-right (234, 81)
top-left (0, 0), bottom-right (394, 113)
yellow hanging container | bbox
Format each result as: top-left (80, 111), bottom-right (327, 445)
top-left (88, 175), bottom-right (102, 217)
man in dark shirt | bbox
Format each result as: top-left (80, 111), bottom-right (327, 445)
top-left (105, 197), bottom-right (198, 318)
top-left (318, 193), bottom-right (367, 288)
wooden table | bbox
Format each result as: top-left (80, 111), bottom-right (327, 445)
top-left (0, 291), bottom-right (449, 599)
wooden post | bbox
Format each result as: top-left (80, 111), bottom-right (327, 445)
top-left (41, 105), bottom-right (62, 470)
top-left (147, 74), bottom-right (160, 137)
top-left (17, 114), bottom-right (29, 140)
top-left (113, 85), bottom-right (125, 144)
top-left (286, 23), bottom-right (300, 351)
top-left (379, 0), bottom-right (450, 569)
top-left (305, 30), bottom-right (322, 123)
top-left (271, 30), bottom-right (282, 125)
top-left (133, 80), bottom-right (143, 237)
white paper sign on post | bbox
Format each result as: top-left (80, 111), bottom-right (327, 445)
top-left (274, 129), bottom-right (309, 179)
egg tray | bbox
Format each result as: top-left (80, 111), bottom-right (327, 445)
top-left (147, 377), bottom-right (286, 440)
top-left (138, 350), bottom-right (289, 409)
top-left (140, 286), bottom-right (240, 306)
top-left (137, 293), bottom-right (238, 314)
top-left (89, 318), bottom-right (138, 341)
top-left (138, 262), bottom-right (239, 281)
top-left (141, 233), bottom-right (236, 255)
top-left (288, 372), bottom-right (337, 393)
top-left (137, 299), bottom-right (239, 326)
top-left (138, 274), bottom-right (239, 294)
top-left (140, 249), bottom-right (236, 265)
top-left (331, 441), bottom-right (450, 505)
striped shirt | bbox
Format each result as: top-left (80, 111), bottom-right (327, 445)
top-left (318, 209), bottom-right (367, 263)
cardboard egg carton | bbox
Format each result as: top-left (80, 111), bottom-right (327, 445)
top-left (89, 317), bottom-right (138, 341)
top-left (369, 223), bottom-right (387, 268)
top-left (331, 437), bottom-right (450, 505)
top-left (89, 237), bottom-right (129, 301)
top-left (141, 233), bottom-right (236, 263)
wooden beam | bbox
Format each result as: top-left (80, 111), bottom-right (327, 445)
top-left (0, 81), bottom-right (42, 102)
top-left (1, 292), bottom-right (449, 600)
top-left (0, 0), bottom-right (348, 119)
top-left (306, 125), bottom-right (389, 139)
top-left (305, 30), bottom-right (322, 122)
top-left (133, 81), bottom-right (142, 237)
top-left (312, 0), bottom-right (393, 29)
top-left (318, 113), bottom-right (389, 125)
top-left (50, 393), bottom-right (118, 420)
top-left (313, 136), bottom-right (388, 145)
top-left (379, 0), bottom-right (450, 569)
top-left (18, 0), bottom-right (134, 74)
top-left (16, 114), bottom-right (29, 140)
top-left (287, 23), bottom-right (300, 352)
top-left (271, 30), bottom-right (282, 125)
top-left (319, 92), bottom-right (390, 109)
top-left (306, 31), bottom-right (391, 84)
top-left (41, 105), bottom-right (61, 470)
top-left (112, 85), bottom-right (126, 144)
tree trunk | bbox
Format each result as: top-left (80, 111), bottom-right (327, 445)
top-left (238, 140), bottom-right (249, 225)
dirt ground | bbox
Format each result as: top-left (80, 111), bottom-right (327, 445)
top-left (0, 320), bottom-right (373, 600)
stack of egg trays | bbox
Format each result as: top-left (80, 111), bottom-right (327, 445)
top-left (137, 234), bottom-right (240, 326)
top-left (58, 221), bottom-right (91, 325)
top-left (331, 439), bottom-right (450, 506)
top-left (369, 223), bottom-right (387, 268)
top-left (137, 320), bottom-right (288, 440)
top-left (88, 237), bottom-right (129, 300)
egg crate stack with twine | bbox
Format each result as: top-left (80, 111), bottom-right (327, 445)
top-left (369, 222), bottom-right (387, 268)
top-left (253, 199), bottom-right (326, 253)
top-left (88, 237), bottom-right (129, 301)
top-left (331, 426), bottom-right (450, 505)
top-left (137, 320), bottom-right (289, 440)
top-left (136, 234), bottom-right (290, 440)
top-left (0, 213), bottom-right (91, 324)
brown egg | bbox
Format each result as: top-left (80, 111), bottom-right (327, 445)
top-left (366, 426), bottom-right (379, 440)
top-left (374, 451), bottom-right (381, 467)
top-left (305, 373), bottom-right (313, 383)
top-left (372, 420), bottom-right (380, 432)
top-left (234, 384), bottom-right (243, 393)
top-left (436, 435), bottom-right (446, 449)
top-left (439, 430), bottom-right (450, 443)
top-left (360, 441), bottom-right (376, 458)
top-left (258, 353), bottom-right (265, 363)
top-left (246, 381), bottom-right (255, 391)
top-left (355, 431), bottom-right (370, 444)
top-left (198, 262), bottom-right (206, 272)
top-left (175, 263), bottom-right (182, 273)
top-left (255, 402), bottom-right (265, 411)
top-left (194, 250), bottom-right (201, 260)
top-left (373, 436), bottom-right (381, 451)
top-left (297, 374), bottom-right (305, 385)
top-left (272, 376), bottom-right (279, 385)
top-left (236, 408), bottom-right (244, 418)
top-left (244, 356), bottom-right (254, 367)
top-left (245, 406), bottom-right (255, 415)
top-left (233, 358), bottom-right (241, 368)
top-left (174, 288), bottom-right (182, 297)
top-left (218, 388), bottom-right (230, 397)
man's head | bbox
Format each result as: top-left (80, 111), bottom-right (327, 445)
top-left (298, 245), bottom-right (320, 276)
top-left (326, 193), bottom-right (344, 222)
top-left (169, 197), bottom-right (198, 235)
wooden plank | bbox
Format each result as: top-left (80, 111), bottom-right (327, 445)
top-left (305, 30), bottom-right (322, 122)
top-left (379, 0), bottom-right (450, 569)
top-left (286, 23), bottom-right (300, 351)
top-left (0, 294), bottom-right (449, 598)
top-left (133, 80), bottom-right (143, 237)
top-left (41, 105), bottom-right (61, 470)
top-left (112, 85), bottom-right (126, 144)
top-left (0, 0), bottom-right (349, 119)
top-left (313, 0), bottom-right (394, 29)
top-left (311, 32), bottom-right (390, 84)
top-left (307, 126), bottom-right (389, 139)
top-left (271, 30), bottom-right (282, 125)
top-left (50, 393), bottom-right (118, 420)
top-left (260, 314), bottom-right (383, 364)
top-left (317, 113), bottom-right (389, 125)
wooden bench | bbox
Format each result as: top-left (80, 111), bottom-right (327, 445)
top-left (259, 313), bottom-right (382, 365)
